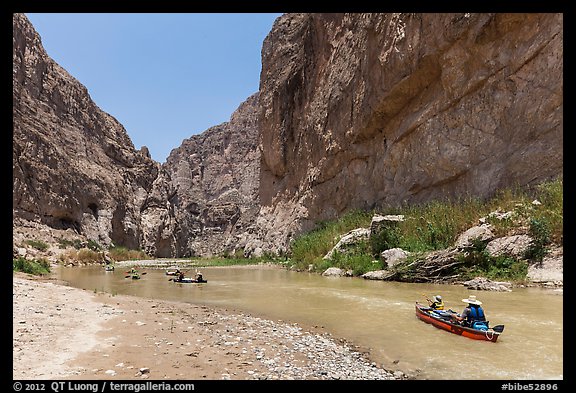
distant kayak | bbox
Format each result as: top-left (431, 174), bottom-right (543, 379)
top-left (124, 270), bottom-right (146, 280)
top-left (165, 267), bottom-right (182, 276)
top-left (170, 277), bottom-right (207, 283)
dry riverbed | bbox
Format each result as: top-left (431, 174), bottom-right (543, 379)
top-left (13, 273), bottom-right (407, 380)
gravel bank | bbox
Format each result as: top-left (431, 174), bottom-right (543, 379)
top-left (13, 273), bottom-right (407, 380)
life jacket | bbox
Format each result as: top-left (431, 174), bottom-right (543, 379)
top-left (431, 300), bottom-right (445, 310)
top-left (466, 305), bottom-right (486, 322)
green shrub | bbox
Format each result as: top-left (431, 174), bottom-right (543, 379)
top-left (457, 238), bottom-right (492, 270)
top-left (108, 246), bottom-right (148, 261)
top-left (396, 198), bottom-right (483, 252)
top-left (530, 178), bottom-right (563, 244)
top-left (24, 239), bottom-right (49, 252)
top-left (456, 238), bottom-right (528, 282)
top-left (86, 239), bottom-right (102, 251)
top-left (484, 178), bottom-right (562, 243)
top-left (460, 255), bottom-right (528, 282)
top-left (58, 238), bottom-right (83, 249)
top-left (290, 209), bottom-right (373, 269)
top-left (13, 257), bottom-right (50, 275)
top-left (524, 218), bottom-right (552, 262)
top-left (370, 225), bottom-right (401, 256)
top-left (288, 178), bottom-right (562, 281)
top-left (330, 250), bottom-right (375, 276)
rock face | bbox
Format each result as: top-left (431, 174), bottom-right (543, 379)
top-left (13, 13), bottom-right (563, 259)
top-left (139, 94), bottom-right (260, 257)
top-left (254, 13), bottom-right (563, 254)
top-left (13, 13), bottom-right (260, 258)
top-left (13, 13), bottom-right (158, 249)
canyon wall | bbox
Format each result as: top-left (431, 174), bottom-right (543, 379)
top-left (139, 94), bottom-right (260, 257)
top-left (13, 13), bottom-right (158, 249)
top-left (13, 13), bottom-right (563, 258)
top-left (252, 13), bottom-right (563, 254)
top-left (13, 13), bottom-right (260, 257)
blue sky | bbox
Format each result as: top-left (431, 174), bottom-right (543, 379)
top-left (25, 13), bottom-right (282, 163)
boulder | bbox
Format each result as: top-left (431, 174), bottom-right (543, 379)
top-left (463, 277), bottom-right (512, 292)
top-left (323, 228), bottom-right (371, 260)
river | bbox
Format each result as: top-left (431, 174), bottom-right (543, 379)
top-left (55, 264), bottom-right (563, 380)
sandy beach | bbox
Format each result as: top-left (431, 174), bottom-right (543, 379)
top-left (12, 272), bottom-right (406, 381)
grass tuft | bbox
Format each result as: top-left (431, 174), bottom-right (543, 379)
top-left (288, 178), bottom-right (562, 281)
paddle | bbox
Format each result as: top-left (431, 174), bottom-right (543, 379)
top-left (421, 293), bottom-right (436, 308)
top-left (492, 324), bottom-right (505, 333)
top-left (421, 293), bottom-right (432, 302)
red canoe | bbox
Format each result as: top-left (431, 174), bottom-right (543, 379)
top-left (415, 302), bottom-right (503, 342)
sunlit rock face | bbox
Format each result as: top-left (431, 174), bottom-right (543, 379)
top-left (140, 94), bottom-right (261, 257)
top-left (13, 13), bottom-right (563, 258)
top-left (13, 13), bottom-right (158, 249)
top-left (253, 13), bottom-right (563, 254)
top-left (13, 12), bottom-right (260, 257)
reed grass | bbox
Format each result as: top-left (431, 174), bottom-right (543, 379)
top-left (108, 246), bottom-right (149, 261)
top-left (289, 178), bottom-right (563, 279)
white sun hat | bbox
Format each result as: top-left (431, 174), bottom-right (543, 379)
top-left (461, 295), bottom-right (482, 305)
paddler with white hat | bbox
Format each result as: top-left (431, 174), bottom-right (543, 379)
top-left (452, 295), bottom-right (487, 327)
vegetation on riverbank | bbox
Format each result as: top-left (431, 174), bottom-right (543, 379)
top-left (13, 257), bottom-right (51, 275)
top-left (13, 237), bottom-right (150, 272)
top-left (288, 178), bottom-right (563, 282)
top-left (179, 254), bottom-right (284, 268)
top-left (13, 178), bottom-right (561, 285)
top-left (107, 246), bottom-right (149, 261)
top-left (192, 257), bottom-right (279, 267)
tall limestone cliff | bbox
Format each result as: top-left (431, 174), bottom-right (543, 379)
top-left (139, 94), bottom-right (260, 257)
top-left (251, 13), bottom-right (563, 254)
top-left (13, 13), bottom-right (158, 250)
top-left (13, 13), bottom-right (260, 258)
top-left (13, 13), bottom-right (563, 259)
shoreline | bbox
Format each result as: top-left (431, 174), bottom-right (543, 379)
top-left (14, 258), bottom-right (562, 380)
top-left (111, 259), bottom-right (563, 290)
top-left (13, 272), bottom-right (408, 381)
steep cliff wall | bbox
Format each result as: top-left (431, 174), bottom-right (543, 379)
top-left (140, 94), bottom-right (260, 257)
top-left (13, 13), bottom-right (563, 259)
top-left (254, 13), bottom-right (563, 254)
top-left (13, 13), bottom-right (261, 258)
top-left (13, 13), bottom-right (158, 249)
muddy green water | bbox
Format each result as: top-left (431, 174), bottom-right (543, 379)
top-left (56, 265), bottom-right (563, 380)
